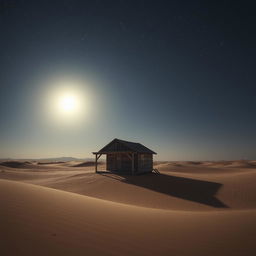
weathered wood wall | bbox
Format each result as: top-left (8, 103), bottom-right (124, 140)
top-left (107, 153), bottom-right (153, 174)
top-left (106, 154), bottom-right (116, 170)
top-left (107, 153), bottom-right (132, 172)
top-left (137, 154), bottom-right (153, 173)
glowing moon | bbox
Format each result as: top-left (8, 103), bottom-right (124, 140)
top-left (42, 76), bottom-right (96, 127)
top-left (58, 93), bottom-right (78, 113)
top-left (53, 89), bottom-right (84, 121)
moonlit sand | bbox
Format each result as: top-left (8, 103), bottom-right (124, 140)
top-left (1, 160), bottom-right (256, 255)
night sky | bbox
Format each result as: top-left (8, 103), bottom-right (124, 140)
top-left (0, 0), bottom-right (255, 160)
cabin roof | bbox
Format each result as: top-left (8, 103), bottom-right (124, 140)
top-left (93, 138), bottom-right (157, 154)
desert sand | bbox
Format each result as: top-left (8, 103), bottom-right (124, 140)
top-left (1, 160), bottom-right (256, 255)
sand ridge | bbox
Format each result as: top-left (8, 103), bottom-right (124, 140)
top-left (1, 160), bottom-right (256, 255)
top-left (1, 160), bottom-right (256, 210)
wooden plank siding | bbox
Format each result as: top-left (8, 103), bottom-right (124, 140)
top-left (107, 153), bottom-right (132, 172)
top-left (106, 153), bottom-right (152, 174)
top-left (138, 154), bottom-right (153, 173)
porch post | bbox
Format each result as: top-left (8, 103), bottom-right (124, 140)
top-left (95, 153), bottom-right (98, 173)
top-left (132, 153), bottom-right (134, 176)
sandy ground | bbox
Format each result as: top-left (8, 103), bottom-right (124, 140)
top-left (1, 160), bottom-right (256, 255)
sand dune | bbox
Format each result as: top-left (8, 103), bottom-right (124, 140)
top-left (157, 161), bottom-right (256, 173)
top-left (1, 160), bottom-right (256, 210)
top-left (1, 179), bottom-right (256, 256)
top-left (37, 161), bottom-right (66, 165)
top-left (1, 160), bottom-right (256, 255)
top-left (72, 161), bottom-right (103, 167)
top-left (0, 161), bottom-right (34, 168)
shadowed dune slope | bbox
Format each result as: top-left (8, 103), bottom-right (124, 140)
top-left (1, 179), bottom-right (256, 256)
top-left (1, 161), bottom-right (256, 211)
top-left (43, 170), bottom-right (256, 210)
top-left (72, 161), bottom-right (98, 167)
top-left (0, 161), bottom-right (33, 168)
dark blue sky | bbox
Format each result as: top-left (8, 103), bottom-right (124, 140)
top-left (0, 0), bottom-right (255, 160)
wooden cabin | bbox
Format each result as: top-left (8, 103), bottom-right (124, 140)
top-left (93, 138), bottom-right (156, 175)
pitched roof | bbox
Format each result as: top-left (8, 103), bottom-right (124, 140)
top-left (94, 138), bottom-right (156, 154)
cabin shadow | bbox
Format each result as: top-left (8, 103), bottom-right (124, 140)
top-left (98, 171), bottom-right (228, 208)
